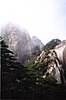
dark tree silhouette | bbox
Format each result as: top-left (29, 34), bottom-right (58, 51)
top-left (1, 37), bottom-right (27, 99)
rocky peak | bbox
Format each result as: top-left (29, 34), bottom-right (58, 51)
top-left (1, 24), bottom-right (45, 62)
top-left (32, 36), bottom-right (44, 50)
top-left (1, 24), bottom-right (34, 62)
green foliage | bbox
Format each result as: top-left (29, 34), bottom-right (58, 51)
top-left (43, 76), bottom-right (57, 84)
top-left (1, 37), bottom-right (66, 100)
top-left (43, 39), bottom-right (61, 51)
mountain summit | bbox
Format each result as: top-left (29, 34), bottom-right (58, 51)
top-left (1, 24), bottom-right (44, 62)
top-left (1, 24), bottom-right (34, 62)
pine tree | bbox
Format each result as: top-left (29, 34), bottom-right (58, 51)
top-left (1, 37), bottom-right (26, 99)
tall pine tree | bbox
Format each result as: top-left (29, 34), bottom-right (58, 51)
top-left (1, 37), bottom-right (26, 99)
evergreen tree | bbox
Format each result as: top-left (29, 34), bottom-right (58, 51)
top-left (1, 37), bottom-right (26, 99)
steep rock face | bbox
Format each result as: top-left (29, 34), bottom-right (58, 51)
top-left (35, 40), bottom-right (66, 84)
top-left (1, 24), bottom-right (34, 62)
top-left (54, 40), bottom-right (66, 64)
top-left (49, 40), bottom-right (66, 84)
top-left (47, 40), bottom-right (66, 84)
top-left (35, 50), bottom-right (45, 63)
top-left (63, 47), bottom-right (66, 79)
top-left (63, 46), bottom-right (66, 66)
top-left (32, 36), bottom-right (44, 50)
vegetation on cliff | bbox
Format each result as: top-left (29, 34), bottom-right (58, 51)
top-left (1, 37), bottom-right (66, 100)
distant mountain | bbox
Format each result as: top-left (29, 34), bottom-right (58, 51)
top-left (1, 24), bottom-right (35, 62)
top-left (32, 36), bottom-right (44, 50)
top-left (43, 39), bottom-right (61, 51)
top-left (1, 24), bottom-right (44, 62)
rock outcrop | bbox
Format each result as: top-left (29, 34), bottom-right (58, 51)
top-left (35, 50), bottom-right (45, 63)
top-left (54, 40), bottom-right (66, 64)
top-left (63, 46), bottom-right (66, 66)
top-left (35, 40), bottom-right (66, 84)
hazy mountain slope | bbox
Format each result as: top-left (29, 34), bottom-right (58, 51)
top-left (32, 36), bottom-right (44, 49)
top-left (1, 24), bottom-right (34, 62)
top-left (1, 24), bottom-right (44, 62)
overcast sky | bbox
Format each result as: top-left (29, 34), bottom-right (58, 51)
top-left (0, 0), bottom-right (66, 44)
